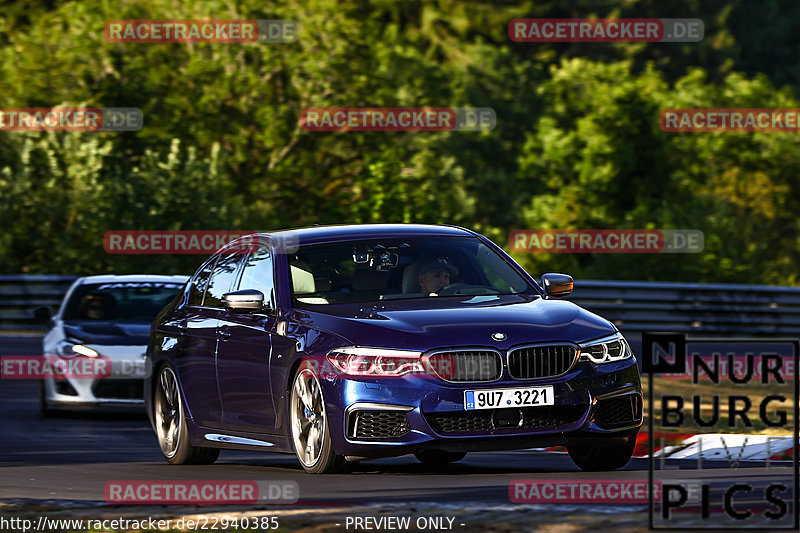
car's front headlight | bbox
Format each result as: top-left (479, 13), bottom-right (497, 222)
top-left (56, 340), bottom-right (99, 358)
top-left (578, 333), bottom-right (632, 364)
top-left (327, 347), bottom-right (425, 377)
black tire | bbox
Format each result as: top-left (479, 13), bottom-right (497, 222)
top-left (289, 361), bottom-right (349, 474)
top-left (155, 364), bottom-right (219, 465)
top-left (567, 433), bottom-right (637, 471)
top-left (414, 449), bottom-right (467, 464)
top-left (39, 380), bottom-right (56, 417)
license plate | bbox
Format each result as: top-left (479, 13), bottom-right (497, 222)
top-left (464, 386), bottom-right (554, 410)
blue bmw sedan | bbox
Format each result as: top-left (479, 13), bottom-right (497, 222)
top-left (145, 224), bottom-right (642, 473)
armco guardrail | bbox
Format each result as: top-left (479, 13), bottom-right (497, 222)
top-left (572, 280), bottom-right (800, 336)
top-left (0, 275), bottom-right (799, 335)
top-left (0, 275), bottom-right (77, 332)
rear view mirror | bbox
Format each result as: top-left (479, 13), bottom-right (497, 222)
top-left (371, 251), bottom-right (398, 271)
top-left (222, 289), bottom-right (265, 312)
top-left (33, 306), bottom-right (53, 323)
top-left (541, 273), bottom-right (574, 297)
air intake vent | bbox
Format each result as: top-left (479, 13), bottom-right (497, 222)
top-left (92, 379), bottom-right (142, 400)
top-left (595, 394), bottom-right (643, 428)
top-left (425, 405), bottom-right (587, 434)
top-left (348, 410), bottom-right (411, 439)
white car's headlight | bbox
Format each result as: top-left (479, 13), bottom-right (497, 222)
top-left (579, 333), bottom-right (632, 364)
top-left (56, 340), bottom-right (99, 358)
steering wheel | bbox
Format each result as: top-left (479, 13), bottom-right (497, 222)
top-left (436, 282), bottom-right (482, 295)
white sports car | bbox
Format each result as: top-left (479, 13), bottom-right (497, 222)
top-left (39, 274), bottom-right (188, 414)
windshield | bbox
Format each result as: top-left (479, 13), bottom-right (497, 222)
top-left (288, 236), bottom-right (535, 306)
top-left (62, 281), bottom-right (185, 322)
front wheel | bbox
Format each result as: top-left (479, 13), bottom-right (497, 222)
top-left (289, 362), bottom-right (349, 474)
top-left (155, 365), bottom-right (219, 465)
top-left (39, 380), bottom-right (56, 417)
top-left (567, 433), bottom-right (637, 471)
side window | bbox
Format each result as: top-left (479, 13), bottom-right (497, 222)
top-left (238, 244), bottom-right (275, 310)
top-left (204, 252), bottom-right (245, 308)
top-left (476, 256), bottom-right (510, 291)
top-left (188, 258), bottom-right (216, 306)
top-left (473, 243), bottom-right (527, 293)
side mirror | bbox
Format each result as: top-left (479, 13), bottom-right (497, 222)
top-left (222, 289), bottom-right (265, 312)
top-left (33, 306), bottom-right (53, 323)
top-left (541, 273), bottom-right (573, 298)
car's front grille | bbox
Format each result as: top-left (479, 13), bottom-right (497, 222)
top-left (425, 405), bottom-right (587, 434)
top-left (426, 350), bottom-right (502, 382)
top-left (92, 379), bottom-right (143, 400)
top-left (508, 345), bottom-right (577, 379)
top-left (348, 410), bottom-right (411, 439)
top-left (594, 394), bottom-right (642, 428)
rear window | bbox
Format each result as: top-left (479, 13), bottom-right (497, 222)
top-left (62, 281), bottom-right (185, 322)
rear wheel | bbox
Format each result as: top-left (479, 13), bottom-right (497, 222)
top-left (289, 363), bottom-right (349, 474)
top-left (567, 433), bottom-right (637, 471)
top-left (155, 365), bottom-right (219, 465)
top-left (414, 449), bottom-right (467, 464)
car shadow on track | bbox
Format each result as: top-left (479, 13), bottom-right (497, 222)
top-left (222, 457), bottom-right (564, 475)
top-left (220, 452), bottom-right (651, 475)
top-left (41, 410), bottom-right (148, 421)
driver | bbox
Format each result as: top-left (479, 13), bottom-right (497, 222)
top-left (417, 258), bottom-right (459, 294)
top-left (81, 293), bottom-right (115, 320)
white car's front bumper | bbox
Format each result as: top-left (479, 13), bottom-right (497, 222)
top-left (42, 345), bottom-right (149, 409)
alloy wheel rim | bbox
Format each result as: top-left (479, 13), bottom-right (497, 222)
top-left (290, 368), bottom-right (326, 467)
top-left (155, 367), bottom-right (181, 458)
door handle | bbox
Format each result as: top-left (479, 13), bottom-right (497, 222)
top-left (218, 325), bottom-right (232, 341)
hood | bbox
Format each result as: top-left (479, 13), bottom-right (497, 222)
top-left (294, 294), bottom-right (616, 352)
top-left (62, 321), bottom-right (151, 346)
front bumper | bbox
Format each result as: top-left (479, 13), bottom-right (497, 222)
top-left (42, 351), bottom-right (149, 409)
top-left (321, 357), bottom-right (642, 458)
